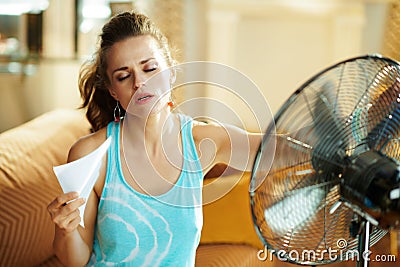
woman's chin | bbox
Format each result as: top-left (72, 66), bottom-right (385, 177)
top-left (125, 103), bottom-right (169, 120)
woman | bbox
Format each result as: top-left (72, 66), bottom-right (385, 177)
top-left (47, 11), bottom-right (261, 266)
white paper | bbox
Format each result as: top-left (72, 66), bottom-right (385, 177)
top-left (53, 136), bottom-right (112, 227)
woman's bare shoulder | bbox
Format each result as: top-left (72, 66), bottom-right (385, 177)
top-left (192, 119), bottom-right (224, 140)
top-left (68, 127), bottom-right (108, 163)
top-left (191, 119), bottom-right (207, 139)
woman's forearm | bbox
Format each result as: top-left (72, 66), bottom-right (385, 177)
top-left (53, 227), bottom-right (91, 267)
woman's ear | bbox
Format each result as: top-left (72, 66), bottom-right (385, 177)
top-left (108, 87), bottom-right (118, 100)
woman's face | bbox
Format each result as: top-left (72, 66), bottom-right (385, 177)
top-left (106, 35), bottom-right (171, 117)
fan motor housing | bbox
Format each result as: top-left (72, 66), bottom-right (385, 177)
top-left (341, 150), bottom-right (400, 229)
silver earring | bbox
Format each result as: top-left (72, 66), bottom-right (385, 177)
top-left (114, 101), bottom-right (121, 122)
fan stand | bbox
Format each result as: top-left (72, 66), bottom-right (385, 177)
top-left (356, 220), bottom-right (371, 267)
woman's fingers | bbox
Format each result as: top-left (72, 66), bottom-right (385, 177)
top-left (48, 191), bottom-right (79, 211)
top-left (59, 192), bottom-right (80, 207)
top-left (57, 209), bottom-right (82, 232)
top-left (47, 192), bottom-right (85, 231)
top-left (61, 197), bottom-right (86, 216)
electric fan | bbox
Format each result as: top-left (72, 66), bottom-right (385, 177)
top-left (250, 55), bottom-right (400, 266)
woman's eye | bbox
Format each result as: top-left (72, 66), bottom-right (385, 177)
top-left (144, 67), bottom-right (157, 73)
top-left (117, 75), bottom-right (130, 81)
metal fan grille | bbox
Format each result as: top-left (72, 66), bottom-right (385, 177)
top-left (251, 55), bottom-right (400, 265)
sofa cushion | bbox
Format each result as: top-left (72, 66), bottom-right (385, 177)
top-left (201, 172), bottom-right (264, 249)
top-left (0, 109), bottom-right (90, 267)
top-left (195, 244), bottom-right (296, 267)
top-left (195, 244), bottom-right (263, 266)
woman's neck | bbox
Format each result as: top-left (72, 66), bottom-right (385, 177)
top-left (121, 110), bottom-right (176, 155)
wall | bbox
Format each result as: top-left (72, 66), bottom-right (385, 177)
top-left (0, 0), bottom-right (392, 132)
top-left (196, 0), bottom-right (391, 131)
top-left (0, 59), bottom-right (81, 132)
top-left (0, 0), bottom-right (81, 132)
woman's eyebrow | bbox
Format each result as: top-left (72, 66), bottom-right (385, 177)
top-left (140, 57), bottom-right (156, 64)
top-left (112, 66), bottom-right (128, 75)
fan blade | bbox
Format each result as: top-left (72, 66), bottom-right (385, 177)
top-left (264, 185), bottom-right (325, 236)
top-left (311, 82), bottom-right (347, 177)
top-left (367, 100), bottom-right (400, 151)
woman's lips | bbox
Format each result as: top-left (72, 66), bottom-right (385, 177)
top-left (135, 93), bottom-right (155, 104)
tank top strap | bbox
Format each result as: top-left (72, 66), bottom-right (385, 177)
top-left (103, 121), bottom-right (120, 191)
top-left (178, 114), bottom-right (203, 178)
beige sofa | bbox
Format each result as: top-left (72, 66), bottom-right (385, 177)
top-left (0, 109), bottom-right (281, 267)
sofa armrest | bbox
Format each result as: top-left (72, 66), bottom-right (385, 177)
top-left (0, 109), bottom-right (90, 267)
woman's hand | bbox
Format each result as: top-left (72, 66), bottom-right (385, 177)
top-left (47, 192), bottom-right (85, 233)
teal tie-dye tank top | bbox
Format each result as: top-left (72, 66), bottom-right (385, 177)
top-left (88, 114), bottom-right (204, 266)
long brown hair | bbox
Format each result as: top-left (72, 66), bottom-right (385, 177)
top-left (79, 11), bottom-right (174, 131)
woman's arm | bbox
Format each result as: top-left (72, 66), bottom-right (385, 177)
top-left (47, 134), bottom-right (104, 266)
top-left (49, 191), bottom-right (97, 266)
top-left (193, 122), bottom-right (262, 173)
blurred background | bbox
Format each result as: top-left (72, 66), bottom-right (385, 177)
top-left (0, 0), bottom-right (399, 132)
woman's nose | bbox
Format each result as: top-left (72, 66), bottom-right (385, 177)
top-left (134, 82), bottom-right (145, 90)
top-left (134, 75), bottom-right (146, 90)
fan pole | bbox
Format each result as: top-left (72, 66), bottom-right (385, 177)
top-left (356, 220), bottom-right (371, 267)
